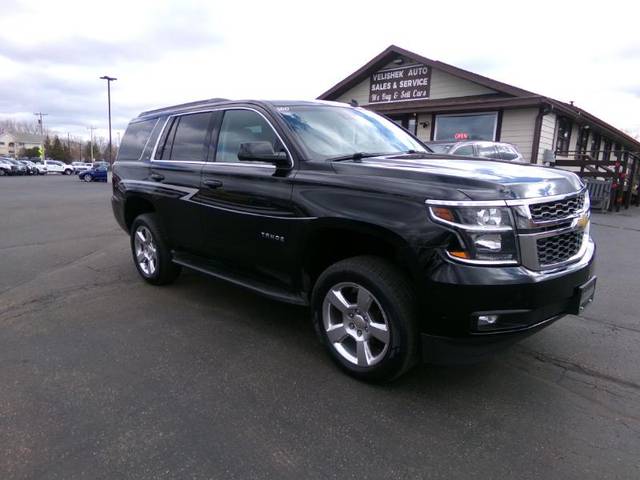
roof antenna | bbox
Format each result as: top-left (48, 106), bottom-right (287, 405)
top-left (350, 99), bottom-right (359, 107)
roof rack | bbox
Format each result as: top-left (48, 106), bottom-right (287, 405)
top-left (139, 98), bottom-right (229, 117)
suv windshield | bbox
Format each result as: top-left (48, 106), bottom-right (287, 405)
top-left (278, 105), bottom-right (427, 160)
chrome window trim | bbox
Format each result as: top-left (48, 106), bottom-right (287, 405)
top-left (149, 107), bottom-right (294, 169)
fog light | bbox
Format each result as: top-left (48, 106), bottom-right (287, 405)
top-left (477, 315), bottom-right (499, 328)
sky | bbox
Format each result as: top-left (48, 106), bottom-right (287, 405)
top-left (0, 0), bottom-right (639, 142)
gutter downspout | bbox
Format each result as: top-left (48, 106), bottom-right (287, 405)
top-left (531, 104), bottom-right (552, 164)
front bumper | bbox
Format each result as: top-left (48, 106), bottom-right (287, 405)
top-left (419, 238), bottom-right (595, 363)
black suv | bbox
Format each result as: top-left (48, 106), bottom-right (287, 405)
top-left (112, 99), bottom-right (596, 381)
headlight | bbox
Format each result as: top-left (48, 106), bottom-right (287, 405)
top-left (427, 202), bottom-right (518, 265)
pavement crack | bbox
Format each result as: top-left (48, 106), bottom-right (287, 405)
top-left (577, 314), bottom-right (640, 335)
top-left (591, 221), bottom-right (640, 233)
top-left (518, 347), bottom-right (640, 393)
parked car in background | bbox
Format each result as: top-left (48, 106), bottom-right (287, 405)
top-left (79, 165), bottom-right (108, 182)
top-left (0, 158), bottom-right (16, 175)
top-left (43, 159), bottom-right (74, 175)
top-left (4, 158), bottom-right (27, 175)
top-left (92, 161), bottom-right (109, 170)
top-left (31, 161), bottom-right (48, 175)
top-left (427, 141), bottom-right (525, 163)
top-left (17, 160), bottom-right (38, 175)
top-left (71, 161), bottom-right (92, 173)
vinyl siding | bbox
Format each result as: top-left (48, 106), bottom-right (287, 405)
top-left (537, 112), bottom-right (556, 163)
top-left (335, 78), bottom-right (370, 105)
top-left (429, 69), bottom-right (496, 99)
top-left (335, 64), bottom-right (497, 105)
top-left (499, 108), bottom-right (538, 163)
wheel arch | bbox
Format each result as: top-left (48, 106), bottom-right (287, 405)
top-left (123, 194), bottom-right (156, 232)
top-left (299, 219), bottom-right (422, 295)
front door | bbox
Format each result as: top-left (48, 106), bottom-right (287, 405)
top-left (199, 108), bottom-right (298, 288)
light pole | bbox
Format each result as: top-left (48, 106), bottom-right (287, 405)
top-left (87, 126), bottom-right (96, 163)
top-left (99, 75), bottom-right (117, 165)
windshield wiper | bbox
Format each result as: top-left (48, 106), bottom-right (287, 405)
top-left (327, 152), bottom-right (383, 162)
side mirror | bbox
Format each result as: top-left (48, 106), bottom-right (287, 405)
top-left (237, 142), bottom-right (290, 168)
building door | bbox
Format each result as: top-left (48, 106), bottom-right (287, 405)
top-left (386, 114), bottom-right (417, 135)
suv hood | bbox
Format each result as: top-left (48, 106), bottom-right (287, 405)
top-left (332, 154), bottom-right (583, 200)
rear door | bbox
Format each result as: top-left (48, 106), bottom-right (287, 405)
top-left (199, 107), bottom-right (298, 287)
top-left (149, 111), bottom-right (216, 254)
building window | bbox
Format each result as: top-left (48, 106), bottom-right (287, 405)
top-left (614, 143), bottom-right (623, 161)
top-left (602, 138), bottom-right (612, 161)
top-left (575, 127), bottom-right (590, 155)
top-left (555, 117), bottom-right (572, 155)
top-left (433, 112), bottom-right (498, 141)
top-left (590, 132), bottom-right (601, 159)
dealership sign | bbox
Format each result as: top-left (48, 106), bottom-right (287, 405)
top-left (369, 64), bottom-right (431, 103)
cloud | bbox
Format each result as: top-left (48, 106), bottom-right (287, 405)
top-left (0, 0), bottom-right (638, 142)
top-left (0, 22), bottom-right (220, 67)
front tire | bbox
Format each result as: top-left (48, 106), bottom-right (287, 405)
top-left (311, 256), bottom-right (419, 382)
top-left (82, 174), bottom-right (92, 182)
top-left (130, 213), bottom-right (181, 285)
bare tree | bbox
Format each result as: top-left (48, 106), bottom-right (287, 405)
top-left (0, 118), bottom-right (48, 135)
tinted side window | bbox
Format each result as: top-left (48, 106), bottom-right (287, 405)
top-left (215, 110), bottom-right (281, 163)
top-left (478, 144), bottom-right (499, 159)
top-left (118, 119), bottom-right (157, 161)
top-left (157, 112), bottom-right (212, 161)
top-left (454, 145), bottom-right (474, 156)
top-left (497, 144), bottom-right (518, 160)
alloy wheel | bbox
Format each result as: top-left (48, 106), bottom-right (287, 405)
top-left (134, 225), bottom-right (158, 276)
top-left (322, 282), bottom-right (391, 367)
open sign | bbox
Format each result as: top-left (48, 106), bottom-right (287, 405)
top-left (454, 132), bottom-right (469, 140)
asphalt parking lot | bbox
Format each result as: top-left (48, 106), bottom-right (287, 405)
top-left (1, 175), bottom-right (639, 479)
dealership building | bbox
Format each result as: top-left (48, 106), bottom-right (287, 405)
top-left (318, 45), bottom-right (640, 166)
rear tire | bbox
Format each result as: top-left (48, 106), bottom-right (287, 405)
top-left (130, 213), bottom-right (181, 285)
top-left (311, 256), bottom-right (419, 382)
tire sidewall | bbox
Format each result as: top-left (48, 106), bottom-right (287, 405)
top-left (129, 213), bottom-right (180, 285)
top-left (312, 266), bottom-right (412, 381)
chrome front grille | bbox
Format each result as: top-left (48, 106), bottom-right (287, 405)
top-left (509, 189), bottom-right (590, 271)
top-left (536, 231), bottom-right (583, 267)
top-left (529, 193), bottom-right (585, 222)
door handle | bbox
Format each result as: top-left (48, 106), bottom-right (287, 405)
top-left (203, 179), bottom-right (223, 189)
top-left (150, 173), bottom-right (164, 182)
